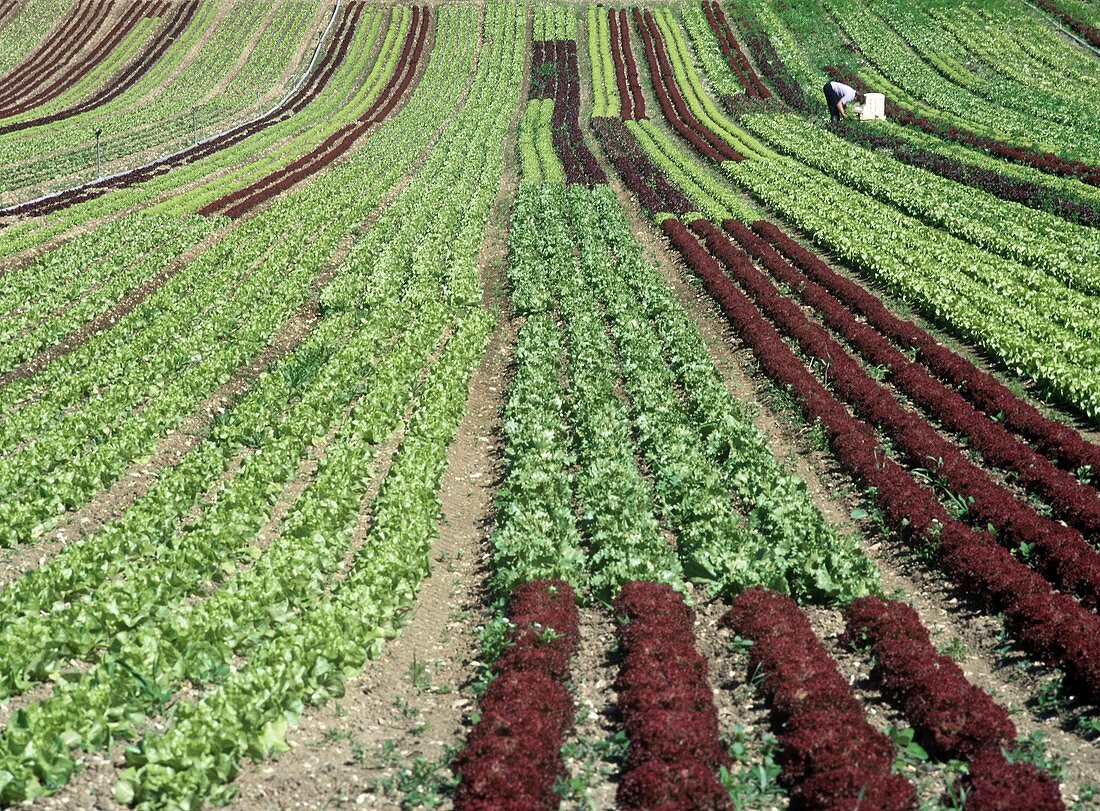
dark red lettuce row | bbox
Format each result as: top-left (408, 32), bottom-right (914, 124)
top-left (751, 221), bottom-right (1100, 482)
top-left (454, 580), bottom-right (580, 810)
top-left (613, 581), bottom-right (731, 811)
top-left (701, 0), bottom-right (771, 101)
top-left (842, 598), bottom-right (1065, 809)
top-left (660, 217), bottom-right (1100, 704)
top-left (531, 39), bottom-right (607, 188)
top-left (591, 117), bottom-right (694, 217)
top-left (493, 578), bottom-right (581, 680)
top-left (619, 9), bottom-right (646, 120)
top-left (966, 750), bottom-right (1066, 811)
top-left (834, 124), bottom-right (1100, 229)
top-left (209, 3), bottom-right (428, 218)
top-left (11, 1), bottom-right (368, 219)
top-left (1034, 0), bottom-right (1100, 47)
top-left (692, 218), bottom-right (1100, 609)
top-left (726, 5), bottom-right (809, 112)
top-left (608, 9), bottom-right (646, 121)
top-left (824, 66), bottom-right (1100, 187)
top-left (842, 597), bottom-right (1015, 758)
top-left (0, 0), bottom-right (161, 120)
top-left (721, 220), bottom-right (1100, 539)
top-left (0, 0), bottom-right (113, 109)
top-left (723, 588), bottom-right (916, 811)
top-left (632, 7), bottom-right (742, 163)
top-left (608, 9), bottom-right (633, 120)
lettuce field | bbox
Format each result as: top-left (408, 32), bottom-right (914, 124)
top-left (0, 0), bottom-right (1099, 808)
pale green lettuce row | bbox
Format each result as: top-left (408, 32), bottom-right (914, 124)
top-left (517, 101), bottom-right (544, 183)
top-left (577, 185), bottom-right (877, 602)
top-left (0, 4), bottom-right (462, 549)
top-left (727, 158), bottom-right (1100, 420)
top-left (114, 7), bottom-right (522, 807)
top-left (516, 98), bottom-right (562, 186)
top-left (932, 6), bottom-right (1100, 114)
top-left (532, 3), bottom-right (575, 41)
top-left (679, 0), bottom-right (741, 99)
top-left (743, 113), bottom-right (1100, 297)
top-left (651, 8), bottom-right (772, 159)
top-left (587, 5), bottom-right (606, 116)
top-left (0, 216), bottom-right (216, 375)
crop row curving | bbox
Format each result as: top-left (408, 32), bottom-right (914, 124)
top-left (835, 123), bottom-right (1100, 229)
top-left (634, 8), bottom-right (741, 163)
top-left (0, 1), bottom-right (163, 121)
top-left (748, 221), bottom-right (1100, 478)
top-left (0, 0), bottom-right (114, 111)
top-left (725, 3), bottom-right (809, 110)
top-left (719, 219), bottom-right (1100, 540)
top-left (693, 217), bottom-right (1100, 608)
top-left (0, 6), bottom-right (522, 804)
top-left (590, 117), bottom-right (693, 218)
top-left (0, 1), bottom-right (200, 136)
top-left (1031, 0), bottom-right (1100, 48)
top-left (726, 157), bottom-right (1100, 420)
top-left (701, 0), bottom-right (770, 101)
top-left (825, 64), bottom-right (1100, 187)
top-left (607, 8), bottom-right (644, 120)
top-left (743, 113), bottom-right (1100, 293)
top-left (5, 2), bottom-right (366, 219)
top-left (202, 5), bottom-right (430, 219)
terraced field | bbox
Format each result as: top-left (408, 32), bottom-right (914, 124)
top-left (1, 1), bottom-right (1098, 809)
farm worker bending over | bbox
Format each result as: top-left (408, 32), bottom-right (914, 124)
top-left (822, 80), bottom-right (861, 120)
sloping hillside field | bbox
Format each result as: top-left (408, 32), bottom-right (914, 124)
top-left (1, 1), bottom-right (1099, 808)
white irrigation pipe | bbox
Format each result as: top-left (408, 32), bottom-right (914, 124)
top-left (1019, 0), bottom-right (1100, 57)
top-left (2, 1), bottom-right (343, 215)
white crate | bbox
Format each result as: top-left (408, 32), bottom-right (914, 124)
top-left (860, 92), bottom-right (886, 120)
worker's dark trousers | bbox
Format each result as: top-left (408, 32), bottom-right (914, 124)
top-left (823, 83), bottom-right (842, 120)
